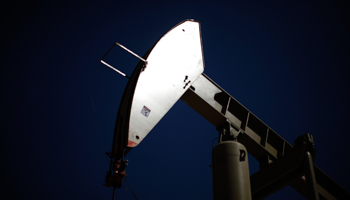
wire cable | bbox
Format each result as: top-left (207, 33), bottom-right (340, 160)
top-left (124, 177), bottom-right (138, 200)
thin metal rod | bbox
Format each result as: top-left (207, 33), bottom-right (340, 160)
top-left (101, 60), bottom-right (129, 78)
top-left (115, 42), bottom-right (147, 64)
top-left (112, 187), bottom-right (116, 200)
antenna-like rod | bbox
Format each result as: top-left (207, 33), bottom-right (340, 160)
top-left (115, 42), bottom-right (147, 63)
top-left (101, 60), bottom-right (129, 78)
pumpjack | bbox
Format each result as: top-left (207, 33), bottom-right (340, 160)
top-left (101, 19), bottom-right (350, 200)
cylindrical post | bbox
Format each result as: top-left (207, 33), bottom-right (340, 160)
top-left (212, 141), bottom-right (252, 200)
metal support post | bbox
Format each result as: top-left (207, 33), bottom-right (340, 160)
top-left (304, 151), bottom-right (319, 200)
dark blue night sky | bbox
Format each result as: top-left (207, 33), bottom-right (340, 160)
top-left (2, 1), bottom-right (350, 199)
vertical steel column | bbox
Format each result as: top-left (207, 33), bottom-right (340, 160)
top-left (212, 141), bottom-right (252, 200)
top-left (304, 151), bottom-right (319, 200)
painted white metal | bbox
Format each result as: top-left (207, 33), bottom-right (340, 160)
top-left (127, 20), bottom-right (204, 147)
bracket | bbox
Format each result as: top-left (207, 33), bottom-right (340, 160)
top-left (100, 42), bottom-right (147, 78)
